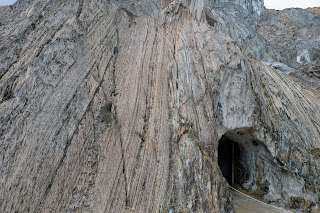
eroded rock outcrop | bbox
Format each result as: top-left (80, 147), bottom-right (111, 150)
top-left (258, 8), bottom-right (320, 98)
top-left (0, 0), bottom-right (319, 212)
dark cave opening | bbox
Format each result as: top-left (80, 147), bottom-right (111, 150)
top-left (217, 129), bottom-right (269, 196)
top-left (218, 136), bottom-right (240, 186)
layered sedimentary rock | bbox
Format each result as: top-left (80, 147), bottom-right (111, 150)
top-left (0, 0), bottom-right (320, 212)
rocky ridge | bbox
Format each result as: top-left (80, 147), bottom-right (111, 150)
top-left (0, 0), bottom-right (320, 212)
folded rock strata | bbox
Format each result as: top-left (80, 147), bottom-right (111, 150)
top-left (0, 0), bottom-right (319, 212)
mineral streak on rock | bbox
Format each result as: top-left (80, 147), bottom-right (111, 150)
top-left (0, 0), bottom-right (320, 212)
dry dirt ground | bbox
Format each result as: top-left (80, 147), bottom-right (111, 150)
top-left (307, 7), bottom-right (320, 15)
top-left (267, 7), bottom-right (320, 15)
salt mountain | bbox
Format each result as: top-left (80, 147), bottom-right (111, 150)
top-left (0, 0), bottom-right (320, 212)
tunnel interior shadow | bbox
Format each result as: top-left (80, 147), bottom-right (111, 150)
top-left (217, 129), bottom-right (287, 206)
top-left (217, 129), bottom-right (267, 192)
top-left (218, 136), bottom-right (239, 186)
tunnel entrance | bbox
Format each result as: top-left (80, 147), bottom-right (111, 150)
top-left (217, 129), bottom-right (270, 196)
top-left (218, 136), bottom-right (239, 186)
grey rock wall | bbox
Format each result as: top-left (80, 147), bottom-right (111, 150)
top-left (0, 0), bottom-right (319, 212)
top-left (258, 8), bottom-right (320, 99)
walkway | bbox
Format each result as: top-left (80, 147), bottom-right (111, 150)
top-left (231, 188), bottom-right (293, 213)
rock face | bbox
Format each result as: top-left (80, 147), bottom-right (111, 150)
top-left (0, 0), bottom-right (319, 212)
top-left (258, 8), bottom-right (320, 99)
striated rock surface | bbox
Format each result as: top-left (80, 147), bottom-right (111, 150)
top-left (258, 8), bottom-right (320, 99)
top-left (0, 0), bottom-right (320, 212)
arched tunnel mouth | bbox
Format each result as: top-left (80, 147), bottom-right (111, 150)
top-left (217, 128), bottom-right (271, 197)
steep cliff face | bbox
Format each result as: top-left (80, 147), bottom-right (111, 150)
top-left (0, 0), bottom-right (320, 212)
top-left (258, 8), bottom-right (320, 99)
